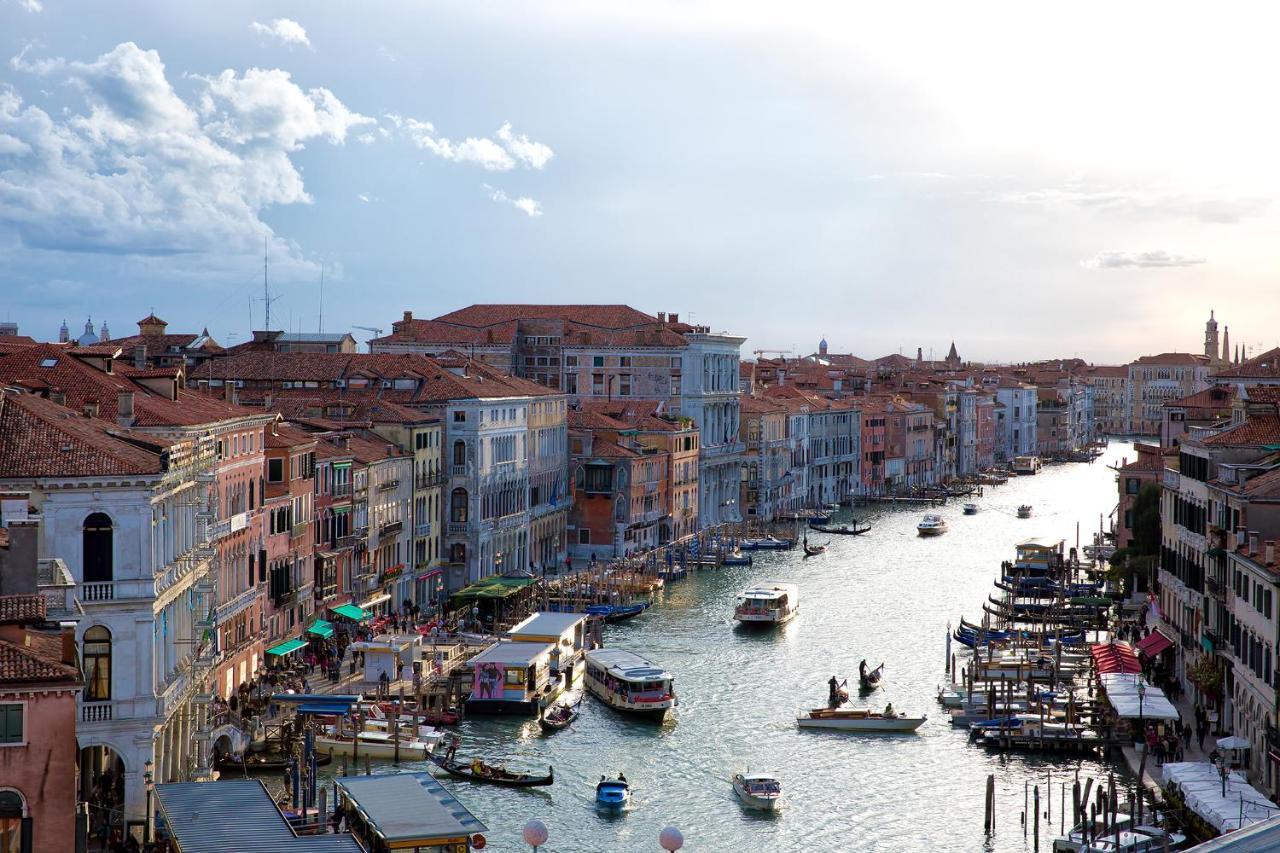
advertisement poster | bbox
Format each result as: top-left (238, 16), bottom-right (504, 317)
top-left (474, 661), bottom-right (505, 700)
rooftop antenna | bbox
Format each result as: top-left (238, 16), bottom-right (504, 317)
top-left (260, 237), bottom-right (281, 330)
top-left (318, 264), bottom-right (325, 334)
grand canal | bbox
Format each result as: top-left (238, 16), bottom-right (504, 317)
top-left (341, 440), bottom-right (1138, 851)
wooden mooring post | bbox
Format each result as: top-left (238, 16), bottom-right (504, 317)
top-left (984, 773), bottom-right (996, 835)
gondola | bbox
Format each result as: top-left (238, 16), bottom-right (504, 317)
top-left (429, 752), bottom-right (555, 787)
top-left (809, 522), bottom-right (871, 535)
top-left (584, 602), bottom-right (649, 622)
top-left (858, 663), bottom-right (884, 691)
top-left (802, 540), bottom-right (827, 557)
top-left (539, 696), bottom-right (582, 733)
top-left (214, 750), bottom-right (333, 774)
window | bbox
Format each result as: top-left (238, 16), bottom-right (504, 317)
top-left (451, 488), bottom-right (469, 523)
top-left (83, 512), bottom-right (113, 584)
top-left (579, 529), bottom-right (591, 544)
top-left (619, 356), bottom-right (631, 367)
top-left (0, 704), bottom-right (22, 744)
top-left (268, 458), bottom-right (284, 483)
top-left (453, 411), bottom-right (466, 423)
top-left (1126, 478), bottom-right (1139, 495)
top-left (566, 355), bottom-right (578, 367)
top-left (83, 626), bottom-right (112, 701)
top-left (453, 441), bottom-right (466, 467)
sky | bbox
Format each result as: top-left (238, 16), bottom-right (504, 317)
top-left (2, 1), bottom-right (1278, 363)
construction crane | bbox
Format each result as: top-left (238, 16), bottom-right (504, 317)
top-left (353, 325), bottom-right (383, 353)
top-left (752, 349), bottom-right (793, 360)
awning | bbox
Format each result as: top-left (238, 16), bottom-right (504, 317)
top-left (362, 593), bottom-right (391, 609)
top-left (417, 567), bottom-right (443, 581)
top-left (306, 619), bottom-right (335, 639)
top-left (1137, 629), bottom-right (1174, 658)
top-left (332, 604), bottom-right (367, 621)
top-left (1090, 641), bottom-right (1141, 674)
top-left (266, 638), bottom-right (307, 657)
top-left (1099, 673), bottom-right (1180, 720)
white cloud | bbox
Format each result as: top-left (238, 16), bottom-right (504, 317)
top-left (14, 0), bottom-right (42, 12)
top-left (250, 18), bottom-right (311, 49)
top-left (484, 184), bottom-right (542, 217)
top-left (389, 114), bottom-right (552, 172)
top-left (1082, 250), bottom-right (1206, 269)
top-left (1003, 184), bottom-right (1270, 224)
top-left (0, 42), bottom-right (363, 263)
top-left (356, 192), bottom-right (378, 204)
top-left (497, 121), bottom-right (553, 169)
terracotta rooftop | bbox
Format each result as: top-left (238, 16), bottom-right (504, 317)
top-left (1216, 347), bottom-right (1280, 380)
top-left (0, 630), bottom-right (82, 686)
top-left (1244, 386), bottom-right (1280, 404)
top-left (569, 410), bottom-right (632, 431)
top-left (0, 595), bottom-right (45, 624)
top-left (1203, 414), bottom-right (1280, 447)
top-left (738, 395), bottom-right (786, 415)
top-left (582, 437), bottom-right (640, 459)
top-left (1087, 366), bottom-right (1129, 379)
top-left (1165, 386), bottom-right (1236, 409)
top-left (0, 391), bottom-right (169, 478)
top-left (1132, 352), bottom-right (1211, 366)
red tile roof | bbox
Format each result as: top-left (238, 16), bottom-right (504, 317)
top-left (1132, 352), bottom-right (1211, 366)
top-left (1164, 386), bottom-right (1236, 409)
top-left (1244, 386), bottom-right (1280, 404)
top-left (1086, 366), bottom-right (1129, 379)
top-left (1203, 415), bottom-right (1280, 447)
top-left (1215, 348), bottom-right (1280, 380)
top-left (0, 595), bottom-right (45, 624)
top-left (1241, 466), bottom-right (1280, 499)
top-left (568, 410), bottom-right (632, 431)
top-left (582, 437), bottom-right (640, 459)
top-left (0, 391), bottom-right (169, 477)
top-left (0, 631), bottom-right (82, 686)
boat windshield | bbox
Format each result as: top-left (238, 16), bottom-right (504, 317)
top-left (748, 781), bottom-right (781, 794)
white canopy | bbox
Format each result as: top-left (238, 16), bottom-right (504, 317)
top-left (1162, 762), bottom-right (1280, 833)
top-left (1098, 673), bottom-right (1180, 720)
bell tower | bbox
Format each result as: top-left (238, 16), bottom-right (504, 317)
top-left (1204, 310), bottom-right (1219, 362)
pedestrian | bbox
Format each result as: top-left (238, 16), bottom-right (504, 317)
top-left (1197, 719), bottom-right (1208, 751)
top-left (1183, 721), bottom-right (1193, 750)
top-left (1154, 738), bottom-right (1166, 767)
top-left (379, 668), bottom-right (390, 699)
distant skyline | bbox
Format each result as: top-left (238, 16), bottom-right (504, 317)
top-left (3, 2), bottom-right (1279, 362)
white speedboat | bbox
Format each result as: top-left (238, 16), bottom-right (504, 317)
top-left (1013, 455), bottom-right (1043, 475)
top-left (796, 707), bottom-right (926, 732)
top-left (1054, 815), bottom-right (1134, 852)
top-left (732, 772), bottom-right (782, 811)
top-left (917, 514), bottom-right (948, 536)
top-left (963, 503), bottom-right (979, 515)
top-left (1079, 827), bottom-right (1186, 852)
top-left (585, 649), bottom-right (676, 720)
top-left (734, 581), bottom-right (799, 626)
top-left (315, 729), bottom-right (435, 761)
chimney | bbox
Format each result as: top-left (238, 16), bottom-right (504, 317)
top-left (1250, 531), bottom-right (1260, 556)
top-left (83, 400), bottom-right (99, 418)
top-left (1234, 527), bottom-right (1245, 551)
top-left (117, 391), bottom-right (135, 426)
top-left (669, 313), bottom-right (679, 325)
top-left (49, 389), bottom-right (66, 407)
top-left (403, 310), bottom-right (413, 324)
top-left (1267, 541), bottom-right (1277, 566)
top-left (1238, 468), bottom-right (1249, 486)
top-left (657, 312), bottom-right (666, 324)
top-left (134, 344), bottom-right (147, 370)
top-left (224, 382), bottom-right (235, 402)
top-left (61, 625), bottom-right (77, 667)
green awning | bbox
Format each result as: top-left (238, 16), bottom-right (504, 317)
top-left (450, 576), bottom-right (536, 604)
top-left (266, 638), bottom-right (307, 656)
top-left (332, 604), bottom-right (367, 621)
top-left (306, 619), bottom-right (335, 639)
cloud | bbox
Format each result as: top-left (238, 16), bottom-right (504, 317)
top-left (14, 0), bottom-right (42, 12)
top-left (388, 114), bottom-right (552, 172)
top-left (1082, 250), bottom-right (1206, 269)
top-left (250, 19), bottom-right (311, 49)
top-left (0, 42), bottom-right (363, 263)
top-left (356, 192), bottom-right (378, 204)
top-left (1003, 185), bottom-right (1270, 224)
top-left (483, 184), bottom-right (542, 217)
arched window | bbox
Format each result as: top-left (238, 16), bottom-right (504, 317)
top-left (83, 513), bottom-right (113, 583)
top-left (0, 789), bottom-right (27, 853)
top-left (450, 489), bottom-right (469, 523)
top-left (83, 626), bottom-right (112, 701)
top-left (452, 441), bottom-right (466, 467)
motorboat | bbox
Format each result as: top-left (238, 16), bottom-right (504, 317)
top-left (796, 707), bottom-right (926, 732)
top-left (1013, 455), bottom-right (1044, 475)
top-left (595, 776), bottom-right (631, 810)
top-left (1054, 814), bottom-right (1134, 852)
top-left (732, 772), bottom-right (782, 811)
top-left (1017, 505), bottom-right (1033, 518)
top-left (429, 752), bottom-right (555, 787)
top-left (740, 536), bottom-right (794, 551)
top-left (963, 503), bottom-right (979, 515)
top-left (734, 581), bottom-right (799, 626)
top-left (1077, 827), bottom-right (1185, 852)
top-left (584, 649), bottom-right (677, 720)
top-left (721, 549), bottom-right (752, 566)
top-left (917, 514), bottom-right (948, 536)
top-left (539, 695), bottom-right (582, 733)
top-left (315, 729), bottom-right (435, 761)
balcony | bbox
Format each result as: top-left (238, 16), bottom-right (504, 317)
top-left (332, 482), bottom-right (352, 498)
top-left (81, 701), bottom-right (113, 723)
top-left (450, 464), bottom-right (469, 478)
top-left (79, 578), bottom-right (156, 604)
top-left (415, 523), bottom-right (432, 538)
top-left (415, 473), bottom-right (446, 489)
top-left (380, 520), bottom-right (404, 537)
top-left (447, 521), bottom-right (469, 535)
top-left (1163, 469), bottom-right (1180, 490)
top-left (1203, 628), bottom-right (1226, 651)
top-left (378, 478), bottom-right (401, 491)
top-left (1205, 576), bottom-right (1225, 599)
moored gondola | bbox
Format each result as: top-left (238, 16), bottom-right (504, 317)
top-left (214, 750), bottom-right (333, 774)
top-left (539, 696), bottom-right (582, 733)
top-left (429, 752), bottom-right (555, 787)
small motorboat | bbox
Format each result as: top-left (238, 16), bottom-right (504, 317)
top-left (796, 707), bottom-right (926, 732)
top-left (539, 696), bottom-right (582, 733)
top-left (595, 776), bottom-right (631, 810)
top-left (315, 730), bottom-right (437, 761)
top-left (858, 662), bottom-right (884, 691)
top-left (917, 514), bottom-right (948, 536)
top-left (740, 536), bottom-right (794, 551)
top-left (732, 772), bottom-right (782, 811)
top-left (429, 752), bottom-right (555, 787)
top-left (963, 503), bottom-right (979, 515)
top-left (721, 549), bottom-right (752, 566)
top-left (1017, 505), bottom-right (1033, 519)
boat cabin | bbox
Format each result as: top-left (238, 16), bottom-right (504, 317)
top-left (1014, 539), bottom-right (1064, 573)
top-left (349, 633), bottom-right (422, 684)
top-left (584, 648), bottom-right (676, 718)
top-left (734, 581), bottom-right (799, 623)
top-left (505, 611), bottom-right (589, 685)
top-left (465, 641), bottom-right (558, 715)
top-left (336, 771), bottom-right (489, 852)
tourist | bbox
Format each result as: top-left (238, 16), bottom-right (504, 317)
top-left (1154, 738), bottom-right (1166, 767)
top-left (1197, 718), bottom-right (1209, 750)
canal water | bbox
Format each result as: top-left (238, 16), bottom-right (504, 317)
top-left (340, 440), bottom-right (1140, 852)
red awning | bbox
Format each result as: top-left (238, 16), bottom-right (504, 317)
top-left (1136, 630), bottom-right (1174, 658)
top-left (1091, 641), bottom-right (1141, 674)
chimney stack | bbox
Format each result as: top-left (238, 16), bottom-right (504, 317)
top-left (61, 625), bottom-right (77, 667)
top-left (658, 312), bottom-right (666, 324)
top-left (403, 310), bottom-right (413, 324)
top-left (49, 389), bottom-right (66, 407)
top-left (134, 344), bottom-right (147, 370)
top-left (117, 391), bottom-right (135, 426)
top-left (669, 313), bottom-right (679, 325)
top-left (1250, 531), bottom-right (1260, 556)
top-left (1267, 541), bottom-right (1277, 566)
top-left (83, 400), bottom-right (99, 418)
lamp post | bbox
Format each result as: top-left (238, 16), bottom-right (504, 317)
top-left (659, 826), bottom-right (684, 851)
top-left (143, 758), bottom-right (154, 843)
top-left (522, 819), bottom-right (548, 851)
top-left (1137, 681), bottom-right (1146, 749)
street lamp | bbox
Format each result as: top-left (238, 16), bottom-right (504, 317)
top-left (659, 826), bottom-right (684, 851)
top-left (1137, 680), bottom-right (1146, 748)
top-left (143, 758), bottom-right (154, 843)
top-left (522, 819), bottom-right (548, 851)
